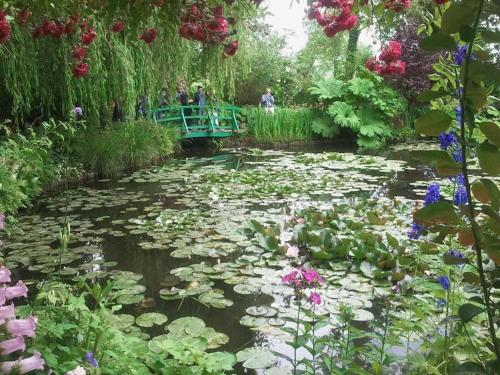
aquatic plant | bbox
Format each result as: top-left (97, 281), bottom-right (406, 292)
top-left (243, 107), bottom-right (314, 142)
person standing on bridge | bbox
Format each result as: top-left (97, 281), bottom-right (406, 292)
top-left (193, 85), bottom-right (207, 125)
top-left (261, 88), bottom-right (275, 114)
top-left (177, 84), bottom-right (191, 125)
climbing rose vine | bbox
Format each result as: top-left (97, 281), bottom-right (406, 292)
top-left (365, 41), bottom-right (406, 76)
top-left (0, 10), bottom-right (11, 44)
top-left (307, 0), bottom-right (358, 38)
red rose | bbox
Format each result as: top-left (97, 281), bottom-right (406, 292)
top-left (214, 5), bottom-right (224, 18)
top-left (0, 17), bottom-right (10, 44)
top-left (51, 24), bottom-right (66, 39)
top-left (81, 29), bottom-right (97, 45)
top-left (16, 10), bottom-right (31, 26)
top-left (41, 19), bottom-right (56, 36)
top-left (111, 21), bottom-right (125, 33)
top-left (72, 45), bottom-right (87, 60)
top-left (73, 62), bottom-right (89, 78)
top-left (178, 23), bottom-right (191, 38)
top-left (379, 41), bottom-right (402, 63)
top-left (140, 28), bottom-right (157, 44)
top-left (223, 40), bottom-right (239, 56)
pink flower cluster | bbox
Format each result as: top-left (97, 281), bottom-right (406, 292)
top-left (0, 214), bottom-right (44, 374)
top-left (0, 10), bottom-right (11, 44)
top-left (178, 4), bottom-right (239, 57)
top-left (307, 0), bottom-right (358, 38)
top-left (365, 41), bottom-right (406, 76)
top-left (282, 268), bottom-right (324, 305)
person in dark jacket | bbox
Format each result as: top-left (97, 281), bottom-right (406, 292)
top-left (193, 85), bottom-right (207, 125)
top-left (177, 85), bottom-right (191, 125)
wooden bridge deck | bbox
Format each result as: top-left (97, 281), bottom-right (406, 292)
top-left (148, 105), bottom-right (240, 139)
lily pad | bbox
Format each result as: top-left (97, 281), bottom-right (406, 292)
top-left (136, 313), bottom-right (168, 328)
top-left (236, 347), bottom-right (276, 369)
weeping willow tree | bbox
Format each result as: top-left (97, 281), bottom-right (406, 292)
top-left (0, 0), bottom-right (256, 128)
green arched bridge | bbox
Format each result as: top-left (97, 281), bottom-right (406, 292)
top-left (148, 105), bottom-right (240, 139)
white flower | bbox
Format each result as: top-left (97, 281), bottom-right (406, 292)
top-left (285, 245), bottom-right (300, 258)
top-left (66, 366), bottom-right (86, 375)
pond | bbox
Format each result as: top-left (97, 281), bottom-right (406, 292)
top-left (2, 144), bottom-right (439, 374)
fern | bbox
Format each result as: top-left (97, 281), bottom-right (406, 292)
top-left (311, 117), bottom-right (340, 139)
top-left (309, 79), bottom-right (344, 100)
top-left (327, 102), bottom-right (361, 129)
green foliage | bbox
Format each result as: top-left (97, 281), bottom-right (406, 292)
top-left (74, 120), bottom-right (177, 177)
top-left (310, 70), bottom-right (406, 149)
top-left (243, 107), bottom-right (314, 142)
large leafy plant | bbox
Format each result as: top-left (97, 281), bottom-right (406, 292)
top-left (310, 70), bottom-right (406, 149)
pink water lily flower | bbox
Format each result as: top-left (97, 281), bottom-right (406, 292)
top-left (0, 351), bottom-right (44, 373)
top-left (285, 245), bottom-right (300, 258)
top-left (6, 316), bottom-right (37, 337)
top-left (0, 336), bottom-right (26, 355)
top-left (0, 266), bottom-right (11, 283)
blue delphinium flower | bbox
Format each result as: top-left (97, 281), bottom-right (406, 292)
top-left (455, 106), bottom-right (463, 126)
top-left (408, 222), bottom-right (423, 240)
top-left (85, 352), bottom-right (99, 368)
top-left (452, 148), bottom-right (463, 163)
top-left (424, 183), bottom-right (441, 206)
top-left (454, 45), bottom-right (468, 65)
top-left (437, 275), bottom-right (450, 291)
top-left (448, 249), bottom-right (464, 259)
top-left (438, 132), bottom-right (459, 151)
top-left (454, 186), bottom-right (468, 205)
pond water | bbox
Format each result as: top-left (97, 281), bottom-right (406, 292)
top-left (2, 144), bottom-right (438, 373)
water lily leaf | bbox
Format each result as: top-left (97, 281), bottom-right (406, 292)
top-left (234, 283), bottom-right (259, 295)
top-left (136, 313), bottom-right (168, 328)
top-left (168, 317), bottom-right (206, 336)
top-left (246, 306), bottom-right (277, 317)
top-left (112, 314), bottom-right (135, 329)
top-left (236, 347), bottom-right (276, 369)
top-left (203, 352), bottom-right (237, 372)
top-left (240, 315), bottom-right (267, 328)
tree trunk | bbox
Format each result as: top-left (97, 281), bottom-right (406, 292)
top-left (344, 27), bottom-right (360, 80)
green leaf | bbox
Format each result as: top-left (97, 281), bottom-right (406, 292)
top-left (459, 25), bottom-right (475, 42)
top-left (458, 303), bottom-right (485, 323)
top-left (420, 34), bottom-right (456, 52)
top-left (477, 142), bottom-right (500, 175)
top-left (443, 253), bottom-right (467, 265)
top-left (453, 361), bottom-right (487, 374)
top-left (414, 202), bottom-right (461, 225)
top-left (441, 2), bottom-right (478, 34)
top-left (481, 30), bottom-right (500, 43)
top-left (416, 90), bottom-right (449, 103)
top-left (478, 122), bottom-right (500, 147)
top-left (468, 61), bottom-right (500, 85)
top-left (136, 312), bottom-right (168, 328)
top-left (466, 82), bottom-right (489, 111)
top-left (415, 110), bottom-right (452, 136)
top-left (436, 160), bottom-right (462, 176)
top-left (203, 352), bottom-right (237, 372)
top-left (236, 347), bottom-right (275, 369)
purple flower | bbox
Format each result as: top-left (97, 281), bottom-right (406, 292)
top-left (309, 292), bottom-right (321, 305)
top-left (450, 173), bottom-right (465, 186)
top-left (452, 148), bottom-right (463, 163)
top-left (0, 304), bottom-right (15, 322)
top-left (0, 267), bottom-right (11, 283)
top-left (437, 275), bottom-right (450, 291)
top-left (0, 336), bottom-right (26, 355)
top-left (73, 107), bottom-right (83, 117)
top-left (85, 352), bottom-right (98, 368)
top-left (302, 269), bottom-right (324, 286)
top-left (407, 222), bottom-right (423, 240)
top-left (455, 106), bottom-right (463, 126)
top-left (438, 132), bottom-right (459, 151)
top-left (454, 45), bottom-right (468, 65)
top-left (448, 249), bottom-right (464, 259)
top-left (6, 316), bottom-right (37, 338)
top-left (424, 183), bottom-right (441, 206)
top-left (454, 187), bottom-right (468, 205)
top-left (0, 351), bottom-right (45, 373)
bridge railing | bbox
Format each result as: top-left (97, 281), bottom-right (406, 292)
top-left (147, 105), bottom-right (240, 137)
